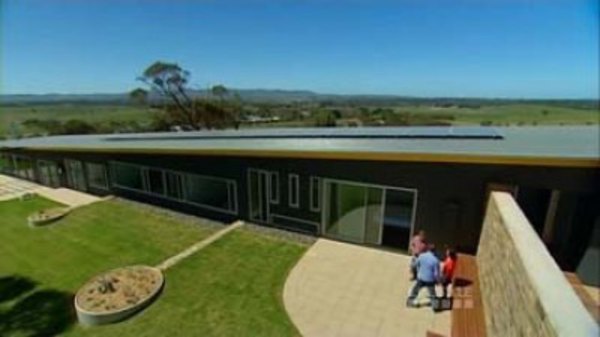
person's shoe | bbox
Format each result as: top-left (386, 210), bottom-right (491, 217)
top-left (406, 299), bottom-right (419, 308)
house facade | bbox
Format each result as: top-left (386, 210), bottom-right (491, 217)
top-left (1, 126), bottom-right (598, 272)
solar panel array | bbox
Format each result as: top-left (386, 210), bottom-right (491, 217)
top-left (104, 126), bottom-right (503, 141)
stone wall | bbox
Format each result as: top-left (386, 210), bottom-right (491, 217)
top-left (477, 192), bottom-right (598, 337)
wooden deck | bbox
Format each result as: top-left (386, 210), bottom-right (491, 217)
top-left (564, 272), bottom-right (600, 323)
top-left (451, 254), bottom-right (487, 337)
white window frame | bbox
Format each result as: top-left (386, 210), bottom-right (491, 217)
top-left (270, 172), bottom-right (279, 204)
top-left (309, 176), bottom-right (321, 212)
top-left (109, 161), bottom-right (238, 215)
top-left (288, 174), bottom-right (300, 208)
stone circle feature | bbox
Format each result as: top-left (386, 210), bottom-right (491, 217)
top-left (75, 265), bottom-right (164, 326)
top-left (27, 207), bottom-right (70, 227)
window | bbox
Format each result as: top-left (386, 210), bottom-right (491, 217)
top-left (165, 171), bottom-right (183, 200)
top-left (111, 162), bottom-right (143, 190)
top-left (288, 174), bottom-right (299, 208)
top-left (86, 163), bottom-right (108, 190)
top-left (0, 153), bottom-right (14, 174)
top-left (14, 155), bottom-right (34, 180)
top-left (310, 177), bottom-right (321, 211)
top-left (270, 172), bottom-right (279, 204)
top-left (184, 174), bottom-right (236, 213)
top-left (145, 168), bottom-right (165, 195)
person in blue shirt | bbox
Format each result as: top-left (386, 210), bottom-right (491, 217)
top-left (406, 245), bottom-right (440, 307)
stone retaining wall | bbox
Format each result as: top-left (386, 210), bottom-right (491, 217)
top-left (477, 192), bottom-right (598, 337)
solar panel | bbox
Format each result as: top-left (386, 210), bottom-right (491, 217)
top-left (104, 126), bottom-right (503, 141)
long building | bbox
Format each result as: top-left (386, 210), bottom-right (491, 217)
top-left (1, 126), bottom-right (598, 274)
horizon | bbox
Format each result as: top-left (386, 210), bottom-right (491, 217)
top-left (1, 87), bottom-right (599, 101)
top-left (1, 0), bottom-right (599, 99)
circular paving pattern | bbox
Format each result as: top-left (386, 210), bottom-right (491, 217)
top-left (75, 265), bottom-right (164, 325)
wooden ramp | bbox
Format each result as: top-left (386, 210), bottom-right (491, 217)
top-left (451, 254), bottom-right (487, 337)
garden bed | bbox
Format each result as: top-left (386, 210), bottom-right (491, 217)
top-left (75, 265), bottom-right (164, 325)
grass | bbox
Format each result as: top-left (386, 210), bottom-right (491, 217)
top-left (390, 104), bottom-right (599, 126)
top-left (0, 104), bottom-right (152, 136)
top-left (1, 103), bottom-right (597, 138)
top-left (0, 196), bottom-right (307, 336)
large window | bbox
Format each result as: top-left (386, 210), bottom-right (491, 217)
top-left (111, 162), bottom-right (143, 190)
top-left (86, 163), bottom-right (108, 190)
top-left (310, 177), bottom-right (321, 211)
top-left (0, 153), bottom-right (14, 174)
top-left (165, 171), bottom-right (183, 200)
top-left (37, 160), bottom-right (60, 187)
top-left (184, 174), bottom-right (236, 213)
top-left (110, 161), bottom-right (236, 214)
top-left (288, 174), bottom-right (299, 208)
top-left (14, 155), bottom-right (35, 180)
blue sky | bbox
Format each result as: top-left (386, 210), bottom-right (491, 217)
top-left (1, 0), bottom-right (598, 98)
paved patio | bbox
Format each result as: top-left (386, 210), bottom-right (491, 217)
top-left (0, 174), bottom-right (103, 207)
top-left (284, 239), bottom-right (450, 337)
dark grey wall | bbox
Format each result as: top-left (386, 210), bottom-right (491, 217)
top-left (3, 149), bottom-right (599, 256)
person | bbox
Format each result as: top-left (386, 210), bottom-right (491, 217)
top-left (407, 244), bottom-right (440, 307)
top-left (440, 247), bottom-right (457, 298)
top-left (409, 230), bottom-right (427, 280)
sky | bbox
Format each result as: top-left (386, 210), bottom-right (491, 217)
top-left (1, 0), bottom-right (598, 98)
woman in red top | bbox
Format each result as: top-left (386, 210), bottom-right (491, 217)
top-left (440, 247), bottom-right (457, 298)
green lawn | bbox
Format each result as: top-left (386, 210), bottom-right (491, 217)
top-left (0, 197), bottom-right (307, 336)
top-left (390, 104), bottom-right (599, 126)
top-left (0, 104), bottom-right (152, 137)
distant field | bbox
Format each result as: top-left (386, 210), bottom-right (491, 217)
top-left (0, 105), bottom-right (152, 137)
top-left (0, 103), bottom-right (598, 137)
top-left (396, 104), bottom-right (599, 126)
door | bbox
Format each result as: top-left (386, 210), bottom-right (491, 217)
top-left (322, 180), bottom-right (384, 245)
top-left (248, 169), bottom-right (270, 223)
top-left (381, 189), bottom-right (418, 250)
top-left (322, 179), bottom-right (417, 249)
top-left (65, 160), bottom-right (87, 191)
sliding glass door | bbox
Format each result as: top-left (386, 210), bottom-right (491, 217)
top-left (323, 181), bottom-right (384, 245)
top-left (322, 179), bottom-right (416, 249)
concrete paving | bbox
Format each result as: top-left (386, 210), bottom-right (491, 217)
top-left (284, 239), bottom-right (450, 337)
top-left (0, 174), bottom-right (103, 207)
top-left (157, 220), bottom-right (244, 271)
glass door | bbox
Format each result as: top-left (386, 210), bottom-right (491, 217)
top-left (65, 160), bottom-right (87, 191)
top-left (381, 189), bottom-right (417, 250)
top-left (323, 180), bottom-right (384, 245)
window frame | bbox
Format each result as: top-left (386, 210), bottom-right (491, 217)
top-left (269, 172), bottom-right (279, 204)
top-left (309, 176), bottom-right (321, 212)
top-left (86, 162), bottom-right (109, 190)
top-left (108, 161), bottom-right (238, 215)
top-left (288, 174), bottom-right (300, 208)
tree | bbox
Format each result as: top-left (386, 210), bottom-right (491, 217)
top-left (129, 87), bottom-right (148, 105)
top-left (210, 84), bottom-right (229, 101)
top-left (137, 61), bottom-right (239, 130)
top-left (138, 61), bottom-right (197, 128)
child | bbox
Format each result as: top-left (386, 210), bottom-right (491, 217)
top-left (440, 247), bottom-right (457, 298)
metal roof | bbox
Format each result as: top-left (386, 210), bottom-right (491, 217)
top-left (1, 126), bottom-right (599, 167)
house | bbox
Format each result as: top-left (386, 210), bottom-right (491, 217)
top-left (1, 126), bottom-right (598, 279)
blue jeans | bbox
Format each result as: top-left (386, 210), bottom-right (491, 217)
top-left (408, 279), bottom-right (437, 304)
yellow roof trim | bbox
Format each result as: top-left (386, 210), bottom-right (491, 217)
top-left (13, 146), bottom-right (600, 168)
